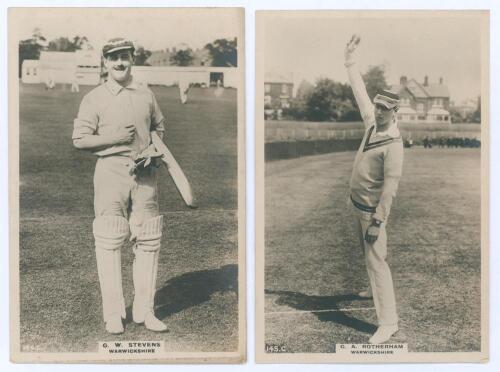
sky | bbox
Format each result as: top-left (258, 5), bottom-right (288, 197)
top-left (264, 11), bottom-right (485, 103)
top-left (14, 8), bottom-right (241, 51)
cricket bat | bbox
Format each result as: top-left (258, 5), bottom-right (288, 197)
top-left (151, 132), bottom-right (197, 208)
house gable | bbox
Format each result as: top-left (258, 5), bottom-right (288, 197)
top-left (405, 79), bottom-right (428, 98)
top-left (424, 84), bottom-right (450, 98)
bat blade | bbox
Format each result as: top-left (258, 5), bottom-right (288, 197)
top-left (151, 132), bottom-right (197, 208)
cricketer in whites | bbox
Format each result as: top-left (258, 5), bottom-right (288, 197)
top-left (72, 37), bottom-right (168, 334)
top-left (344, 35), bottom-right (404, 344)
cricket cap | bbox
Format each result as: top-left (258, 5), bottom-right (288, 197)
top-left (373, 90), bottom-right (400, 110)
top-left (102, 38), bottom-right (135, 57)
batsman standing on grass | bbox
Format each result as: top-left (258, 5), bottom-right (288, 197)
top-left (72, 37), bottom-right (168, 334)
top-left (344, 35), bottom-right (404, 344)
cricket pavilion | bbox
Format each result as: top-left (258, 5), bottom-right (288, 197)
top-left (21, 50), bottom-right (239, 88)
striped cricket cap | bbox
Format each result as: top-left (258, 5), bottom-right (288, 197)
top-left (102, 38), bottom-right (135, 57)
top-left (373, 90), bottom-right (400, 110)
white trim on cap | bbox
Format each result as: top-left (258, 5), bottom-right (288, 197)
top-left (103, 46), bottom-right (134, 56)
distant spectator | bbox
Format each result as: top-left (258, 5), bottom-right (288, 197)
top-left (404, 137), bottom-right (413, 148)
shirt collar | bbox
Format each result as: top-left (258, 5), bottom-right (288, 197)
top-left (105, 76), bottom-right (140, 95)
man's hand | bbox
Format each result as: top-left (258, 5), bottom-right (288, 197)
top-left (345, 34), bottom-right (361, 64)
top-left (365, 223), bottom-right (380, 244)
top-left (130, 143), bottom-right (164, 174)
top-left (114, 124), bottom-right (136, 145)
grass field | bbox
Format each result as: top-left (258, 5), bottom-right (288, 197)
top-left (19, 83), bottom-right (239, 352)
top-left (265, 148), bottom-right (481, 353)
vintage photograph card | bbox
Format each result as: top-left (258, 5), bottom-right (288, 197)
top-left (255, 10), bottom-right (489, 363)
top-left (9, 7), bottom-right (245, 363)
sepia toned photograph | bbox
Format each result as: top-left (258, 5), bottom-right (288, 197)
top-left (9, 7), bottom-right (245, 363)
top-left (256, 10), bottom-right (489, 363)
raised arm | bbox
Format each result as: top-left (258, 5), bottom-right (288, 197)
top-left (344, 35), bottom-right (375, 128)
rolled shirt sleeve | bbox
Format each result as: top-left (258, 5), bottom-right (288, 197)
top-left (150, 92), bottom-right (165, 139)
top-left (72, 94), bottom-right (98, 140)
top-left (373, 142), bottom-right (404, 222)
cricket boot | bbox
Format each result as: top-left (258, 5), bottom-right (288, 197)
top-left (93, 216), bottom-right (129, 334)
top-left (132, 215), bottom-right (167, 332)
top-left (369, 324), bottom-right (399, 344)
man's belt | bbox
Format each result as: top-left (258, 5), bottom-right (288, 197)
top-left (350, 195), bottom-right (377, 213)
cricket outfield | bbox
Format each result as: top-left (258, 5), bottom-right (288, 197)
top-left (265, 148), bottom-right (481, 353)
top-left (18, 84), bottom-right (239, 352)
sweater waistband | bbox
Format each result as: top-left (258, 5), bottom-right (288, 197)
top-left (350, 195), bottom-right (376, 213)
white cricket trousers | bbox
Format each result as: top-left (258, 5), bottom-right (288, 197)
top-left (353, 208), bottom-right (398, 326)
top-left (92, 155), bottom-right (163, 324)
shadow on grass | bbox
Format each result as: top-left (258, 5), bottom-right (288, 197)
top-left (125, 264), bottom-right (237, 322)
top-left (266, 289), bottom-right (377, 334)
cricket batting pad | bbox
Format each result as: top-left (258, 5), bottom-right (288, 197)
top-left (132, 215), bottom-right (163, 323)
top-left (93, 216), bottom-right (130, 323)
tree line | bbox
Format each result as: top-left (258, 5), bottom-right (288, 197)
top-left (273, 65), bottom-right (388, 122)
top-left (269, 65), bottom-right (480, 124)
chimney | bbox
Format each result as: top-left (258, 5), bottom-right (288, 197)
top-left (400, 76), bottom-right (407, 85)
top-left (424, 75), bottom-right (429, 86)
top-left (439, 77), bottom-right (443, 85)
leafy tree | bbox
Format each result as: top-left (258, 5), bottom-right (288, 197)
top-left (449, 106), bottom-right (465, 124)
top-left (47, 35), bottom-right (89, 52)
top-left (339, 108), bottom-right (362, 122)
top-left (305, 78), bottom-right (356, 121)
top-left (449, 97), bottom-right (481, 124)
top-left (362, 65), bottom-right (389, 100)
top-left (32, 28), bottom-right (45, 42)
top-left (466, 96), bottom-right (481, 123)
top-left (48, 37), bottom-right (77, 52)
top-left (72, 36), bottom-right (89, 49)
top-left (170, 49), bottom-right (194, 66)
top-left (18, 28), bottom-right (46, 77)
top-left (205, 38), bottom-right (237, 67)
top-left (282, 99), bottom-right (308, 120)
top-left (134, 46), bottom-right (152, 66)
top-left (295, 79), bottom-right (314, 100)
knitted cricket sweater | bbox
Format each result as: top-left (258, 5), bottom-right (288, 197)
top-left (346, 62), bottom-right (404, 222)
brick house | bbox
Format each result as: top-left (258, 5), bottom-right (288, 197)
top-left (391, 76), bottom-right (451, 123)
top-left (264, 72), bottom-right (294, 109)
